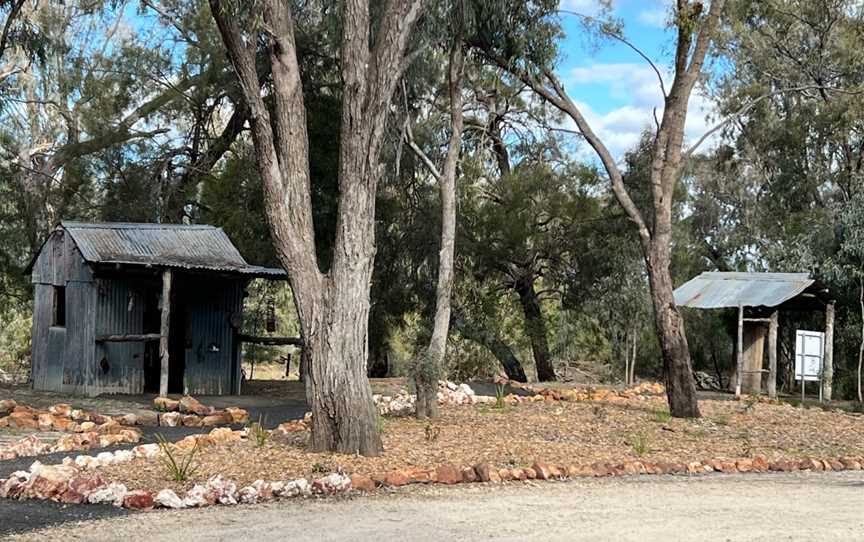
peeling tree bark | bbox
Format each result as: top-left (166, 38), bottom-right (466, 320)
top-left (210, 0), bottom-right (424, 455)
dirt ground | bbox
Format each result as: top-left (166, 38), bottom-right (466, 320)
top-left (8, 471), bottom-right (864, 541)
top-left (96, 395), bottom-right (864, 493)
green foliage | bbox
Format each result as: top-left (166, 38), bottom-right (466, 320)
top-left (629, 433), bottom-right (650, 456)
top-left (247, 415), bottom-right (270, 447)
top-left (651, 410), bottom-right (672, 423)
top-left (494, 382), bottom-right (507, 409)
top-left (156, 433), bottom-right (199, 482)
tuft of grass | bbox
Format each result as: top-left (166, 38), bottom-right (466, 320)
top-left (651, 409), bottom-right (672, 423)
top-left (311, 462), bottom-right (331, 474)
top-left (247, 415), bottom-right (270, 447)
top-left (713, 414), bottom-right (730, 426)
top-left (493, 382), bottom-right (507, 409)
top-left (424, 421), bottom-right (440, 443)
top-left (629, 433), bottom-right (650, 456)
top-left (156, 433), bottom-right (199, 482)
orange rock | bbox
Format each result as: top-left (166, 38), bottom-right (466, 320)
top-left (498, 468), bottom-right (513, 481)
top-left (48, 404), bottom-right (72, 418)
top-left (123, 490), bottom-right (155, 510)
top-left (179, 396), bottom-right (213, 416)
top-left (8, 411), bottom-right (38, 430)
top-left (435, 464), bottom-right (462, 485)
top-left (0, 399), bottom-right (16, 415)
top-left (461, 467), bottom-right (478, 483)
top-left (384, 471), bottom-right (410, 487)
top-left (474, 463), bottom-right (501, 483)
top-left (182, 415), bottom-right (203, 427)
top-left (840, 457), bottom-right (861, 470)
top-left (799, 458), bottom-right (822, 471)
top-left (154, 397), bottom-right (180, 412)
top-left (510, 468), bottom-right (527, 480)
top-left (0, 416), bottom-right (8, 428)
top-left (735, 459), bottom-right (753, 473)
top-left (523, 467), bottom-right (537, 479)
top-left (52, 417), bottom-right (76, 432)
top-left (350, 474), bottom-right (376, 492)
top-left (201, 412), bottom-right (232, 426)
top-left (37, 413), bottom-right (55, 431)
top-left (751, 456), bottom-right (769, 472)
top-left (225, 407), bottom-right (250, 424)
top-left (404, 468), bottom-right (434, 484)
top-left (532, 462), bottom-right (555, 480)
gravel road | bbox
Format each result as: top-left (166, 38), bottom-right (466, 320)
top-left (7, 471), bottom-right (864, 541)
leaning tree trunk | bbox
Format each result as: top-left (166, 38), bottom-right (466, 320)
top-left (415, 38), bottom-right (464, 419)
top-left (646, 241), bottom-right (700, 418)
top-left (450, 308), bottom-right (528, 382)
top-left (515, 277), bottom-right (556, 382)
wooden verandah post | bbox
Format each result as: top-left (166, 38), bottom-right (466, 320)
top-left (736, 304), bottom-right (744, 398)
top-left (823, 301), bottom-right (835, 402)
top-left (159, 269), bottom-right (172, 397)
top-left (768, 311), bottom-right (778, 400)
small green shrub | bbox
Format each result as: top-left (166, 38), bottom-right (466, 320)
top-left (713, 414), bottom-right (730, 426)
top-left (629, 433), bottom-right (650, 456)
top-left (651, 409), bottom-right (672, 423)
top-left (248, 415), bottom-right (270, 447)
top-left (156, 433), bottom-right (199, 482)
top-left (494, 383), bottom-right (507, 409)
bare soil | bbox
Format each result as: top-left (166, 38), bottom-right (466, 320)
top-left (96, 395), bottom-right (864, 493)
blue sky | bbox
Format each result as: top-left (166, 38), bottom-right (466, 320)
top-left (556, 0), bottom-right (715, 159)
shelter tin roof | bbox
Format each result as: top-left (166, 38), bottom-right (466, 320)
top-left (33, 221), bottom-right (286, 278)
top-left (673, 272), bottom-right (816, 309)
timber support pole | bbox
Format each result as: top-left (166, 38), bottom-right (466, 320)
top-left (823, 301), bottom-right (835, 402)
top-left (736, 304), bottom-right (744, 398)
top-left (159, 269), bottom-right (172, 397)
top-left (768, 311), bottom-right (778, 400)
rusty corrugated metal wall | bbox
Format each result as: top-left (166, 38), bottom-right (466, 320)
top-left (93, 278), bottom-right (148, 394)
top-left (183, 277), bottom-right (244, 395)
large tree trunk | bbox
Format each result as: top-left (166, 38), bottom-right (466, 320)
top-left (450, 308), bottom-right (528, 382)
top-left (646, 243), bottom-right (700, 417)
top-left (414, 38), bottom-right (464, 419)
top-left (210, 0), bottom-right (423, 456)
top-left (515, 276), bottom-right (556, 382)
top-left (304, 281), bottom-right (382, 454)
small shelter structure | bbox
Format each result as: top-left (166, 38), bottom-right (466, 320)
top-left (673, 272), bottom-right (834, 400)
top-left (26, 222), bottom-right (289, 397)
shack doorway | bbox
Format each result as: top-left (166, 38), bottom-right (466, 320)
top-left (143, 286), bottom-right (161, 393)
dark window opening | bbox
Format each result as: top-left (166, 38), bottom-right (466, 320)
top-left (53, 286), bottom-right (66, 327)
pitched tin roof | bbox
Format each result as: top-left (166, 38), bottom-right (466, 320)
top-left (673, 272), bottom-right (816, 309)
top-left (37, 222), bottom-right (286, 278)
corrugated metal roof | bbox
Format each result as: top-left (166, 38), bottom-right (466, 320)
top-left (673, 272), bottom-right (815, 309)
top-left (58, 221), bottom-right (286, 278)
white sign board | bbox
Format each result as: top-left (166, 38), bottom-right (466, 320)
top-left (795, 330), bottom-right (824, 382)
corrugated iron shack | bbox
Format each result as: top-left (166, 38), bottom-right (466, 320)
top-left (25, 222), bottom-right (286, 397)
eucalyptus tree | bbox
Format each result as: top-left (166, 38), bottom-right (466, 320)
top-left (464, 0), bottom-right (726, 417)
top-left (208, 0), bottom-right (426, 455)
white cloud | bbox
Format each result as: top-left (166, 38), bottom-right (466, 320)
top-left (559, 0), bottom-right (612, 17)
top-left (562, 62), bottom-right (716, 160)
top-left (637, 6), bottom-right (669, 28)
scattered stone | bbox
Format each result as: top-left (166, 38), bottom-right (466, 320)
top-left (0, 471), bottom-right (29, 499)
top-left (474, 463), bottom-right (500, 483)
top-left (154, 397), bottom-right (180, 412)
top-left (460, 467), bottom-right (478, 483)
top-left (26, 465), bottom-right (77, 500)
top-left (312, 473), bottom-right (351, 495)
top-left (181, 415), bottom-right (203, 427)
top-left (123, 489), bottom-right (155, 510)
top-left (201, 412), bottom-right (232, 426)
top-left (209, 427), bottom-right (242, 444)
top-left (179, 396), bottom-right (213, 416)
top-left (384, 471), bottom-right (410, 487)
top-left (184, 484), bottom-right (214, 508)
top-left (0, 399), bottom-right (16, 415)
top-left (48, 404), bottom-right (72, 418)
top-left (159, 412), bottom-right (182, 427)
top-left (350, 474), bottom-right (376, 492)
top-left (88, 483), bottom-right (128, 506)
top-left (532, 462), bottom-right (555, 480)
top-left (135, 410), bottom-right (160, 427)
top-left (277, 478), bottom-right (311, 498)
top-left (225, 407), bottom-right (250, 424)
top-left (435, 464), bottom-right (461, 485)
top-left (206, 475), bottom-right (238, 505)
top-left (155, 489), bottom-right (185, 509)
